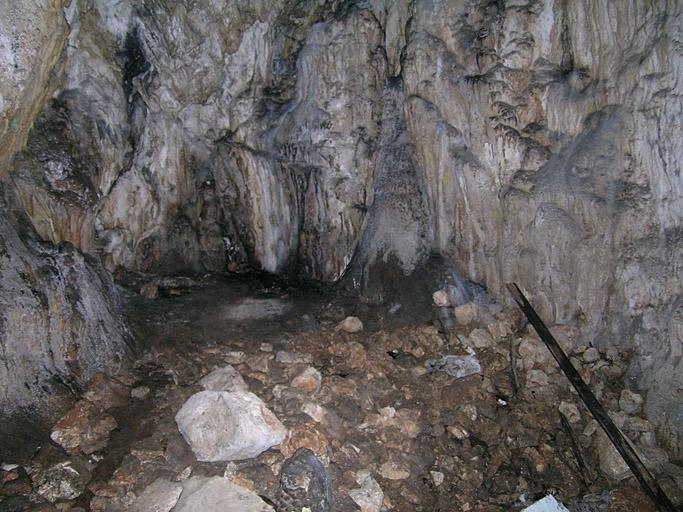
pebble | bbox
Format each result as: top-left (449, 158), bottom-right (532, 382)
top-left (279, 448), bottom-right (332, 512)
top-left (349, 472), bottom-right (383, 512)
top-left (291, 366), bottom-right (322, 393)
top-left (432, 290), bottom-right (451, 307)
top-left (582, 347), bottom-right (600, 363)
top-left (275, 351), bottom-right (313, 364)
top-left (558, 402), bottom-right (581, 423)
top-left (140, 282), bottom-right (159, 299)
top-left (526, 369), bottom-right (550, 387)
top-left (469, 328), bottom-right (494, 349)
top-left (246, 353), bottom-right (273, 373)
top-left (379, 461), bottom-right (410, 480)
top-left (430, 471), bottom-right (444, 487)
top-left (301, 402), bottom-right (326, 423)
top-left (131, 386), bottom-right (151, 400)
top-left (447, 425), bottom-right (469, 440)
top-left (619, 389), bottom-right (643, 415)
top-left (337, 316), bottom-right (363, 333)
top-left (224, 351), bottom-right (246, 364)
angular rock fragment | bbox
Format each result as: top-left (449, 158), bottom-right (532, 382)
top-left (426, 354), bottom-right (481, 379)
top-left (469, 328), bottom-right (494, 349)
top-left (173, 476), bottom-right (274, 512)
top-left (558, 401), bottom-right (581, 423)
top-left (199, 365), bottom-right (248, 392)
top-left (432, 290), bottom-right (451, 307)
top-left (140, 282), bottom-right (159, 299)
top-left (29, 460), bottom-right (91, 502)
top-left (291, 366), bottom-right (322, 393)
top-left (522, 495), bottom-right (570, 511)
top-left (349, 472), bottom-right (383, 512)
top-left (175, 390), bottom-right (287, 462)
top-left (337, 316), bottom-right (363, 333)
top-left (276, 351), bottom-right (313, 364)
top-left (130, 478), bottom-right (183, 512)
top-left (51, 401), bottom-right (117, 454)
top-left (83, 373), bottom-right (131, 410)
top-left (619, 389), bottom-right (644, 415)
top-left (454, 303), bottom-right (479, 326)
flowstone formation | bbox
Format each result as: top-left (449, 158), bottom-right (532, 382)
top-left (0, 0), bottom-right (681, 459)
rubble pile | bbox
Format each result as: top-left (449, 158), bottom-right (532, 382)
top-left (1, 287), bottom-right (681, 512)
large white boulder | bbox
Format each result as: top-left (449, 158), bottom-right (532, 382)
top-left (175, 390), bottom-right (287, 462)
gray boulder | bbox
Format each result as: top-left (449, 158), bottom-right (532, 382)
top-left (173, 476), bottom-right (274, 512)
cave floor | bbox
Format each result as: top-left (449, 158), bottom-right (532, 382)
top-left (1, 274), bottom-right (682, 511)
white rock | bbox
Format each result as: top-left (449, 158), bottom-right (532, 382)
top-left (130, 478), bottom-right (183, 512)
top-left (432, 290), bottom-right (451, 307)
top-left (522, 495), bottom-right (570, 511)
top-left (619, 389), bottom-right (644, 414)
top-left (175, 390), bottom-right (287, 462)
top-left (349, 472), bottom-right (383, 512)
top-left (173, 476), bottom-right (274, 512)
top-left (337, 316), bottom-right (363, 333)
top-left (199, 365), bottom-right (248, 392)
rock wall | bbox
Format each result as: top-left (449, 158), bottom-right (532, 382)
top-left (0, 0), bottom-right (681, 455)
top-left (401, 0), bottom-right (683, 458)
top-left (0, 184), bottom-right (132, 420)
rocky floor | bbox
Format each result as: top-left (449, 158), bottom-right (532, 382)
top-left (1, 275), bottom-right (681, 512)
